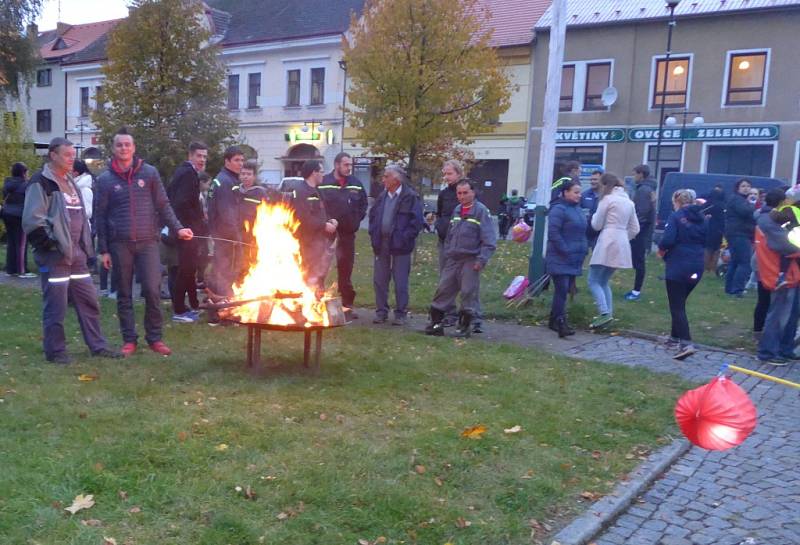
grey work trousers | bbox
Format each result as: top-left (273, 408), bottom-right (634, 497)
top-left (437, 240), bottom-right (482, 323)
top-left (431, 257), bottom-right (481, 316)
top-left (40, 269), bottom-right (107, 359)
top-left (373, 244), bottom-right (411, 319)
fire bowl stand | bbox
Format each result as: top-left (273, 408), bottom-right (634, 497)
top-left (245, 323), bottom-right (334, 373)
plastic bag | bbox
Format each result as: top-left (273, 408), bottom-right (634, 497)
top-left (511, 219), bottom-right (532, 243)
top-left (503, 275), bottom-right (529, 299)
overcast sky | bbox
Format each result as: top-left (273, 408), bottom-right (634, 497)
top-left (37, 0), bottom-right (130, 30)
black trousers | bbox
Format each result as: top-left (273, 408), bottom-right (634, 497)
top-left (753, 281), bottom-right (771, 333)
top-left (172, 239), bottom-right (199, 314)
top-left (3, 215), bottom-right (29, 274)
top-left (630, 223), bottom-right (651, 292)
top-left (335, 232), bottom-right (357, 307)
top-left (665, 279), bottom-right (697, 342)
top-left (550, 274), bottom-right (573, 320)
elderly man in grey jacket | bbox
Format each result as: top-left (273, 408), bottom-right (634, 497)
top-left (23, 138), bottom-right (120, 364)
top-left (426, 179), bottom-right (496, 337)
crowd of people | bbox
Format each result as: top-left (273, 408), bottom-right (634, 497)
top-left (4, 133), bottom-right (800, 366)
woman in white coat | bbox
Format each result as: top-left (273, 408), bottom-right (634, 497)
top-left (587, 173), bottom-right (640, 328)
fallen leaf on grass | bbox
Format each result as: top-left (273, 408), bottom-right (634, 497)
top-left (434, 477), bottom-right (444, 487)
top-left (455, 516), bottom-right (472, 528)
top-left (215, 443), bottom-right (229, 452)
top-left (65, 494), bottom-right (95, 514)
top-left (276, 512), bottom-right (289, 521)
top-left (580, 491), bottom-right (600, 501)
top-left (591, 450), bottom-right (602, 459)
top-left (503, 425), bottom-right (522, 434)
top-left (80, 519), bottom-right (102, 527)
top-left (102, 538), bottom-right (117, 545)
top-left (128, 506), bottom-right (141, 514)
top-left (117, 490), bottom-right (128, 501)
top-left (78, 374), bottom-right (98, 382)
top-left (460, 425), bottom-right (487, 439)
top-left (177, 431), bottom-right (188, 442)
top-left (414, 465), bottom-right (426, 475)
top-left (234, 485), bottom-right (257, 500)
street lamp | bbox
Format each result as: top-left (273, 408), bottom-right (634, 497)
top-left (74, 119), bottom-right (90, 154)
top-left (338, 59), bottom-right (348, 153)
top-left (653, 0), bottom-right (680, 189)
top-left (664, 110), bottom-right (703, 169)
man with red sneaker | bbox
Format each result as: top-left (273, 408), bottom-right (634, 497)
top-left (95, 128), bottom-right (193, 356)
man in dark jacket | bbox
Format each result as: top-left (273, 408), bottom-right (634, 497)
top-left (426, 179), bottom-right (496, 338)
top-left (24, 138), bottom-right (120, 363)
top-left (724, 178), bottom-right (756, 296)
top-left (581, 169), bottom-right (602, 248)
top-left (318, 152), bottom-right (367, 319)
top-left (2, 162), bottom-right (34, 277)
top-left (293, 160), bottom-right (338, 290)
top-left (624, 164), bottom-right (657, 301)
top-left (368, 165), bottom-right (424, 326)
top-left (207, 146), bottom-right (244, 319)
top-left (96, 128), bottom-right (192, 357)
top-left (167, 141), bottom-right (208, 323)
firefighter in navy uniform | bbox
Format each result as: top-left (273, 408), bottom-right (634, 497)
top-left (293, 160), bottom-right (338, 292)
top-left (317, 152), bottom-right (367, 320)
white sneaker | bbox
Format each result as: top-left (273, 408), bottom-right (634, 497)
top-left (19, 272), bottom-right (38, 279)
top-left (172, 312), bottom-right (197, 323)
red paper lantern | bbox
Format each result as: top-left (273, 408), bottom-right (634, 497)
top-left (674, 376), bottom-right (757, 451)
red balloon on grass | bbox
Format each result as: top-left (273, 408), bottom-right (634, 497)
top-left (674, 376), bottom-right (757, 451)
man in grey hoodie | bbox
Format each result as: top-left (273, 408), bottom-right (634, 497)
top-left (23, 138), bottom-right (120, 364)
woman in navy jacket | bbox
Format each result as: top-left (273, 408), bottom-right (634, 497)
top-left (659, 189), bottom-right (708, 360)
top-left (546, 179), bottom-right (588, 337)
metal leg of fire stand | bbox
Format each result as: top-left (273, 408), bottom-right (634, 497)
top-left (303, 330), bottom-right (311, 368)
top-left (314, 330), bottom-right (322, 370)
top-left (246, 325), bottom-right (254, 367)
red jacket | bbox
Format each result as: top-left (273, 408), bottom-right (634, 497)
top-left (754, 227), bottom-right (800, 290)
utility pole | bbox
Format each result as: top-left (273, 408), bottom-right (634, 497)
top-left (528, 0), bottom-right (567, 285)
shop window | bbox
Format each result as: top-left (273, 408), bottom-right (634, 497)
top-left (725, 51), bottom-right (767, 106)
top-left (652, 57), bottom-right (690, 108)
top-left (706, 144), bottom-right (773, 177)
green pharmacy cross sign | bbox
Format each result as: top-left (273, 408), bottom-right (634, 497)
top-left (628, 124), bottom-right (780, 142)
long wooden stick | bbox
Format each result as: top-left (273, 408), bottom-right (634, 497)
top-left (726, 364), bottom-right (800, 389)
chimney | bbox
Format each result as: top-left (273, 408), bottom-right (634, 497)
top-left (56, 22), bottom-right (72, 36)
top-left (26, 22), bottom-right (38, 38)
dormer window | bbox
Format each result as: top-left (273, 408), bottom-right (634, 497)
top-left (51, 37), bottom-right (68, 51)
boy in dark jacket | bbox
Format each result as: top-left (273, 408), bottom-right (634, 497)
top-left (236, 160), bottom-right (277, 277)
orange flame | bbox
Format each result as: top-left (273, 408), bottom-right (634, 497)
top-left (230, 201), bottom-right (329, 326)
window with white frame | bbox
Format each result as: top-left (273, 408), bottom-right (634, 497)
top-left (310, 68), bottom-right (325, 105)
top-left (227, 75), bottom-right (239, 110)
top-left (559, 59), bottom-right (613, 113)
top-left (95, 85), bottom-right (105, 113)
top-left (247, 73), bottom-right (261, 109)
top-left (560, 65), bottom-right (575, 112)
top-left (725, 50), bottom-right (768, 106)
top-left (79, 87), bottom-right (90, 118)
top-left (287, 69), bottom-right (301, 106)
top-left (652, 56), bottom-right (690, 108)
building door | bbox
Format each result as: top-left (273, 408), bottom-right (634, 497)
top-left (469, 159), bottom-right (509, 213)
top-left (706, 144), bottom-right (774, 177)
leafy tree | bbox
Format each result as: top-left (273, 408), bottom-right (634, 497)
top-left (343, 0), bottom-right (512, 185)
top-left (0, 0), bottom-right (43, 99)
top-left (93, 0), bottom-right (238, 179)
top-left (0, 108), bottom-right (41, 239)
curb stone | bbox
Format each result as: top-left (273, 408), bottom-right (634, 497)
top-left (549, 438), bottom-right (691, 545)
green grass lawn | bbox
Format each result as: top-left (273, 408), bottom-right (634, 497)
top-left (0, 284), bottom-right (689, 544)
top-left (350, 234), bottom-right (755, 351)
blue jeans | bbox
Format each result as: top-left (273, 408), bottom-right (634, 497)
top-left (757, 286), bottom-right (800, 360)
top-left (110, 241), bottom-right (163, 345)
top-left (587, 264), bottom-right (616, 315)
top-left (725, 235), bottom-right (752, 295)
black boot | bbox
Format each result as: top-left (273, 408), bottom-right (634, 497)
top-left (547, 313), bottom-right (558, 332)
top-left (453, 311), bottom-right (473, 338)
top-left (425, 307), bottom-right (445, 336)
top-left (556, 317), bottom-right (575, 338)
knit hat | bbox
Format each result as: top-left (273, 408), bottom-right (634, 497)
top-left (785, 184), bottom-right (800, 203)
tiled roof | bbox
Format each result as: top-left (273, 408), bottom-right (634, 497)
top-left (478, 0), bottom-right (551, 47)
top-left (39, 19), bottom-right (121, 60)
top-left (536, 0), bottom-right (800, 29)
top-left (207, 0), bottom-right (365, 46)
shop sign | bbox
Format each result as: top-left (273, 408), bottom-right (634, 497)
top-left (628, 124), bottom-right (779, 142)
top-left (285, 128), bottom-right (335, 145)
top-left (556, 128), bottom-right (626, 143)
